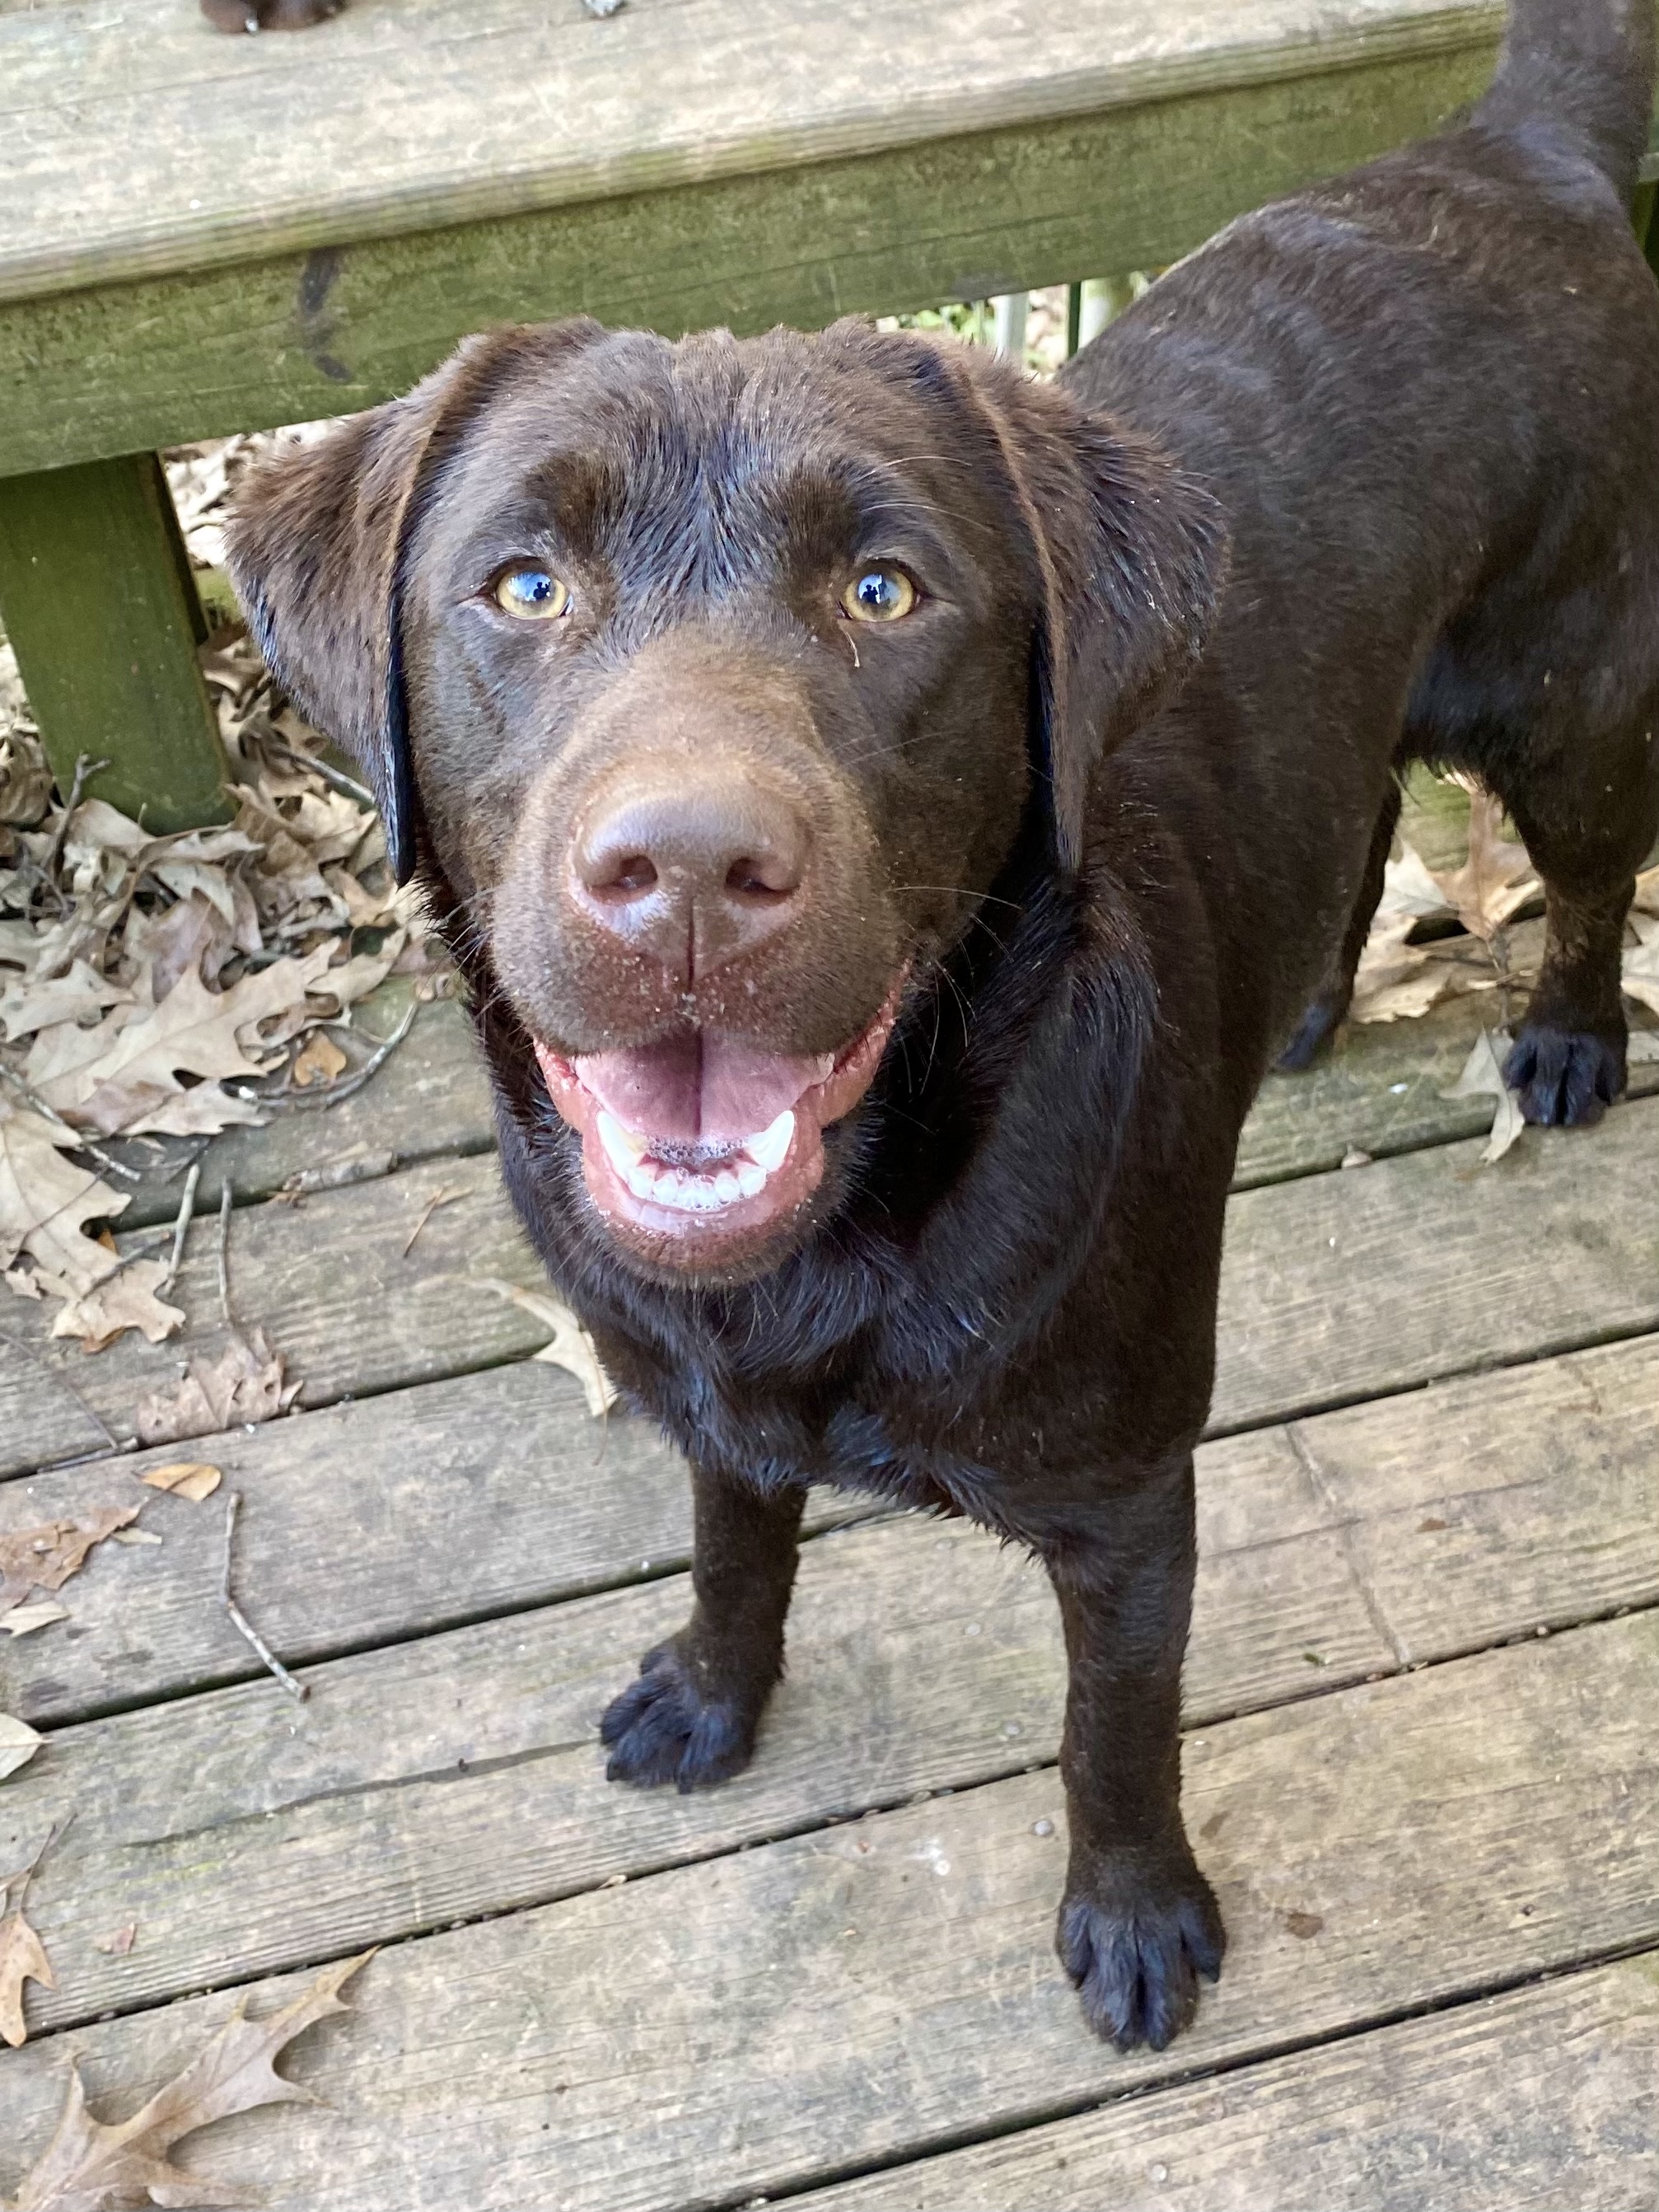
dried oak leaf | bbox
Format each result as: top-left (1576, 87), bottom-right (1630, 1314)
top-left (0, 1907), bottom-right (55, 2047)
top-left (1624, 913), bottom-right (1659, 1019)
top-left (1442, 1028), bottom-right (1526, 1165)
top-left (4, 1951), bottom-right (372, 2211)
top-left (0, 1712), bottom-right (42, 1780)
top-left (2, 1603), bottom-right (70, 1639)
top-left (43, 1259), bottom-right (185, 1353)
top-left (134, 1331), bottom-right (288, 1447)
top-left (290, 1031), bottom-right (347, 1089)
top-left (124, 893), bottom-right (236, 1003)
top-left (0, 961), bottom-right (133, 1045)
top-left (30, 947), bottom-right (334, 1135)
top-left (0, 1104), bottom-right (129, 1297)
top-left (0, 733), bottom-right (53, 830)
top-left (0, 1508), bottom-right (141, 1615)
top-left (1429, 789), bottom-right (1539, 944)
top-left (138, 1463), bottom-right (222, 1504)
top-left (470, 1276), bottom-right (619, 1418)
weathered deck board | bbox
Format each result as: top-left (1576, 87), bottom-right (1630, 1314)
top-left (2, 1617), bottom-right (1653, 2210)
top-left (3, 1323), bottom-right (1653, 1731)
top-left (4, 1330), bottom-right (1655, 2032)
top-left (1237, 998), bottom-right (1659, 1186)
top-left (0, 1150), bottom-right (549, 1481)
top-left (0, 1479), bottom-right (1363, 2035)
top-left (0, 1364), bottom-right (867, 1727)
top-left (111, 968), bottom-right (1659, 1225)
top-left (4, 1090), bottom-right (1657, 1485)
top-left (116, 991), bottom-right (493, 1234)
top-left (1213, 1092), bottom-right (1659, 1430)
top-left (2, 32), bottom-right (1537, 476)
top-left (5, 0), bottom-right (1508, 304)
top-left (801, 1953), bottom-right (1659, 2210)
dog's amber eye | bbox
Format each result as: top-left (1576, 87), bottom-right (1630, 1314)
top-left (494, 566), bottom-right (571, 620)
top-left (841, 568), bottom-right (917, 624)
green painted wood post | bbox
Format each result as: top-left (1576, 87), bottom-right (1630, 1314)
top-left (1638, 180), bottom-right (1659, 278)
top-left (0, 451), bottom-right (231, 830)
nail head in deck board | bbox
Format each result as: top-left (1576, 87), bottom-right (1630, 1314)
top-left (2, 1618), bottom-right (1655, 2210)
top-left (9, 1087), bottom-right (1659, 1485)
top-left (7, 1330), bottom-right (1658, 2029)
top-left (797, 1954), bottom-right (1659, 2210)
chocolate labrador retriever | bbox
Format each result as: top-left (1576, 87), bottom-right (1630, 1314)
top-left (227, 0), bottom-right (1659, 2051)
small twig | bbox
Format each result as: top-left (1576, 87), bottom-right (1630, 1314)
top-left (38, 754), bottom-right (110, 884)
top-left (217, 1181), bottom-right (234, 1326)
top-left (270, 999), bottom-right (418, 1111)
top-left (401, 1184), bottom-right (464, 1258)
top-left (262, 736), bottom-right (375, 811)
top-left (0, 1815), bottom-right (75, 1915)
top-left (160, 1158), bottom-right (203, 1295)
top-left (221, 1491), bottom-right (307, 1703)
top-left (36, 1436), bottom-right (140, 1475)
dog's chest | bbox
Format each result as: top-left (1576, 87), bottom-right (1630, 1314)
top-left (644, 1357), bottom-right (1012, 1523)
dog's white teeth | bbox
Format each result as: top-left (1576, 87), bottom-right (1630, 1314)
top-left (602, 1110), bottom-right (796, 1214)
top-left (597, 1111), bottom-right (649, 1171)
top-left (747, 1109), bottom-right (795, 1173)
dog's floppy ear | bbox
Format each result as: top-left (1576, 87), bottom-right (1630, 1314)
top-left (951, 351), bottom-right (1227, 873)
top-left (226, 320), bottom-right (602, 882)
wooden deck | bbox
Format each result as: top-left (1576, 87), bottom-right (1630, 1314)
top-left (2, 980), bottom-right (1657, 2209)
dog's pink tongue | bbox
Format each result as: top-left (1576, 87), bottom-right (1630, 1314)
top-left (573, 1032), bottom-right (834, 1143)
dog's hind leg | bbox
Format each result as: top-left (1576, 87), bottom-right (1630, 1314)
top-left (1497, 718), bottom-right (1659, 1125)
top-left (1276, 780), bottom-right (1403, 1071)
top-left (601, 1465), bottom-right (806, 1790)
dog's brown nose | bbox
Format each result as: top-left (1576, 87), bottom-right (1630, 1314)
top-left (570, 767), bottom-right (808, 982)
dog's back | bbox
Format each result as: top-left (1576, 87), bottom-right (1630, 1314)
top-left (1063, 0), bottom-right (1659, 1124)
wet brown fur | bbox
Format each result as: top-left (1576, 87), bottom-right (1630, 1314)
top-left (227, 0), bottom-right (1659, 2051)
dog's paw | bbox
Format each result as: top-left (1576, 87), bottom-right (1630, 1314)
top-left (1057, 1855), bottom-right (1225, 2052)
top-left (599, 1635), bottom-right (762, 1793)
top-left (1502, 1022), bottom-right (1624, 1127)
top-left (1275, 990), bottom-right (1345, 1073)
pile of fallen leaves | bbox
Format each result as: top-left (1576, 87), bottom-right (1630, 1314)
top-left (0, 614), bottom-right (442, 1357)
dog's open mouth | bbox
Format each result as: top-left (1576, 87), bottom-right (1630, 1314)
top-left (535, 971), bottom-right (907, 1260)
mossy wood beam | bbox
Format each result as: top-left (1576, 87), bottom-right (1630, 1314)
top-left (0, 455), bottom-right (230, 831)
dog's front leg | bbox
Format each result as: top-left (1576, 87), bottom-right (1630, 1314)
top-left (601, 1463), bottom-right (806, 1792)
top-left (1044, 1450), bottom-right (1224, 2051)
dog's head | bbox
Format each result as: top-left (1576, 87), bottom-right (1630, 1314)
top-left (228, 318), bottom-right (1222, 1280)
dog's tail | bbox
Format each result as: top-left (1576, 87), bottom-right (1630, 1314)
top-left (1474, 0), bottom-right (1656, 202)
